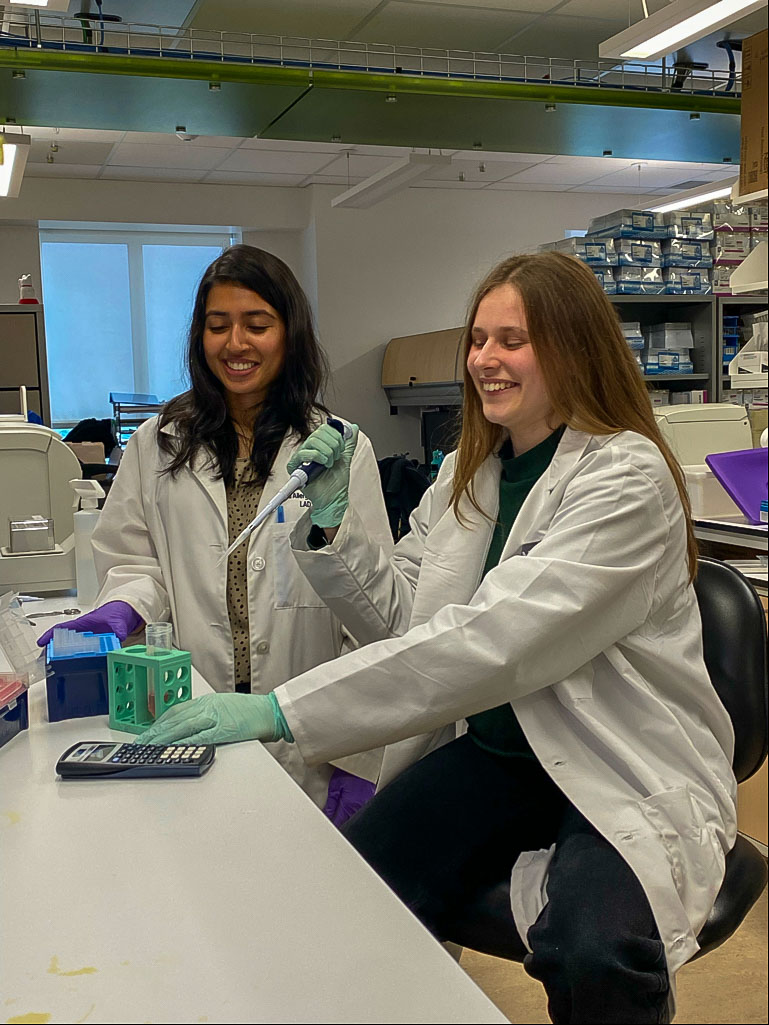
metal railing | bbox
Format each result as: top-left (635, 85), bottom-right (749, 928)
top-left (0, 11), bottom-right (741, 96)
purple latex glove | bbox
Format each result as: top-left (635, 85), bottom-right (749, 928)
top-left (323, 767), bottom-right (376, 827)
top-left (37, 600), bottom-right (145, 647)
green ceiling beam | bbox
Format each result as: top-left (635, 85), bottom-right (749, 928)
top-left (0, 49), bottom-right (740, 115)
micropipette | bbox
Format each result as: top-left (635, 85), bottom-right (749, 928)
top-left (220, 417), bottom-right (352, 563)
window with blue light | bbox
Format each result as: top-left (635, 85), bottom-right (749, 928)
top-left (39, 229), bottom-right (237, 427)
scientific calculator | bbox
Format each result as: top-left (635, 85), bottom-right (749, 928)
top-left (56, 740), bottom-right (215, 779)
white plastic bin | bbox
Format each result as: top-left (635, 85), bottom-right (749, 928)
top-left (684, 465), bottom-right (742, 518)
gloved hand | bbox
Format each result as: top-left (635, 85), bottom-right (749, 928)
top-left (323, 767), bottom-right (376, 826)
top-left (138, 692), bottom-right (293, 747)
top-left (287, 423), bottom-right (359, 528)
top-left (37, 600), bottom-right (145, 647)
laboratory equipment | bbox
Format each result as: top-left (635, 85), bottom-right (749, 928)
top-left (9, 516), bottom-right (55, 553)
top-left (56, 740), bottom-right (215, 779)
top-left (107, 644), bottom-right (192, 734)
top-left (663, 269), bottom-right (712, 295)
top-left (661, 239), bottom-right (713, 267)
top-left (0, 396), bottom-right (80, 593)
top-left (222, 416), bottom-right (353, 561)
top-left (70, 478), bottom-right (105, 605)
top-left (46, 629), bottom-right (121, 722)
top-left (683, 465), bottom-right (742, 518)
top-left (0, 671), bottom-right (29, 752)
top-left (145, 622), bottom-right (172, 656)
top-left (654, 403), bottom-right (752, 465)
top-left (662, 211), bottom-right (714, 240)
top-left (705, 449), bottom-right (769, 525)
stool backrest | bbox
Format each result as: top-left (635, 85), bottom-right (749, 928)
top-left (694, 558), bottom-right (768, 783)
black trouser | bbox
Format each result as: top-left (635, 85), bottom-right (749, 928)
top-left (341, 734), bottom-right (670, 1025)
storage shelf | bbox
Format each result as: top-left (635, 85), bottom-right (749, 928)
top-left (730, 242), bottom-right (768, 295)
top-left (727, 373), bottom-right (769, 388)
top-left (731, 182), bottom-right (768, 205)
top-left (611, 295), bottom-right (712, 304)
top-left (643, 374), bottom-right (709, 382)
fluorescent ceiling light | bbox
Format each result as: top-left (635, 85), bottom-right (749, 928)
top-left (9, 1), bottom-right (72, 10)
top-left (599, 0), bottom-right (767, 62)
top-left (0, 133), bottom-right (31, 199)
top-left (647, 176), bottom-right (738, 212)
top-left (331, 153), bottom-right (452, 209)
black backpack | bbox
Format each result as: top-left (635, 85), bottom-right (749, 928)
top-left (377, 455), bottom-right (432, 543)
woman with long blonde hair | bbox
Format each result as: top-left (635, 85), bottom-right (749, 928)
top-left (145, 253), bottom-right (736, 1024)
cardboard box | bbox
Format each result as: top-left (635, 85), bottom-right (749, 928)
top-left (748, 407), bottom-right (768, 447)
top-left (66, 441), bottom-right (105, 464)
top-left (740, 29), bottom-right (768, 197)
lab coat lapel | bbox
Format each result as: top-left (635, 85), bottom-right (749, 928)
top-left (410, 454), bottom-right (499, 627)
top-left (499, 428), bottom-right (599, 559)
top-left (188, 449), bottom-right (228, 528)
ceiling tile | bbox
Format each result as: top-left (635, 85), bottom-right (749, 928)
top-left (25, 164), bottom-right (101, 179)
top-left (411, 179), bottom-right (489, 189)
top-left (354, 3), bottom-right (534, 52)
top-left (545, 154), bottom-right (637, 171)
top-left (451, 148), bottom-right (547, 163)
top-left (500, 14), bottom-right (627, 59)
top-left (217, 149), bottom-right (337, 173)
top-left (569, 185), bottom-right (660, 195)
top-left (28, 140), bottom-right (116, 165)
top-left (425, 158), bottom-right (540, 182)
top-left (486, 181), bottom-right (569, 191)
top-left (403, 0), bottom-right (559, 9)
top-left (204, 171), bottom-right (310, 186)
top-left (558, 0), bottom-right (670, 19)
top-left (305, 175), bottom-right (367, 186)
top-left (121, 130), bottom-right (243, 148)
top-left (27, 126), bottom-right (125, 144)
top-left (107, 142), bottom-right (233, 169)
top-left (240, 138), bottom-right (348, 153)
top-left (100, 166), bottom-right (209, 182)
top-left (319, 152), bottom-right (410, 177)
top-left (502, 162), bottom-right (603, 185)
top-left (589, 165), bottom-right (716, 188)
top-left (190, 0), bottom-right (382, 39)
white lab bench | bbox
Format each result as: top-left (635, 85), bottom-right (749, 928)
top-left (0, 602), bottom-right (508, 1025)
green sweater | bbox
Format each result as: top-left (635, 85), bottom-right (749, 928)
top-left (466, 426), bottom-right (565, 758)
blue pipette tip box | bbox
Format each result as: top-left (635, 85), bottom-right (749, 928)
top-left (45, 631), bottom-right (121, 722)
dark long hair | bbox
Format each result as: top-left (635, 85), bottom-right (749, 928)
top-left (158, 245), bottom-right (328, 485)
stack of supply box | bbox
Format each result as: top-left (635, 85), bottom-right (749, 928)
top-left (722, 313), bottom-right (742, 372)
top-left (538, 236), bottom-right (618, 293)
top-left (660, 210), bottom-right (713, 294)
top-left (710, 201), bottom-right (752, 294)
top-left (587, 210), bottom-right (666, 294)
top-left (643, 321), bottom-right (696, 376)
top-left (620, 321), bottom-right (644, 369)
top-left (709, 201), bottom-right (767, 295)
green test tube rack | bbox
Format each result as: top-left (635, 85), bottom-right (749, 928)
top-left (107, 645), bottom-right (192, 735)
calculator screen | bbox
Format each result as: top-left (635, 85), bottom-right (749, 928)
top-left (84, 744), bottom-right (116, 762)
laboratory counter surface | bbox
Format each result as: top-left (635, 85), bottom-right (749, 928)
top-left (0, 671), bottom-right (508, 1025)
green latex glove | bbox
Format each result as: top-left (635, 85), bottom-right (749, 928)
top-left (138, 692), bottom-right (293, 747)
top-left (287, 422), bottom-right (359, 528)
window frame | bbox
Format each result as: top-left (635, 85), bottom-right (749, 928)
top-left (39, 225), bottom-right (240, 428)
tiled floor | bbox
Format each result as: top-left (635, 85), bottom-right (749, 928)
top-left (460, 887), bottom-right (767, 1024)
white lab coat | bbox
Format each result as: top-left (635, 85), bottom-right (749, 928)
top-left (91, 414), bottom-right (393, 806)
top-left (276, 427), bottom-right (737, 975)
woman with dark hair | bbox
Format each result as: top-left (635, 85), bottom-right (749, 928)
top-left (142, 252), bottom-right (736, 1022)
top-left (40, 245), bottom-right (391, 814)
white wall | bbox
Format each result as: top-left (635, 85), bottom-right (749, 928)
top-left (1, 175), bottom-right (656, 458)
top-left (306, 183), bottom-right (658, 457)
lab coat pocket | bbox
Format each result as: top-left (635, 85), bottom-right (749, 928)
top-left (639, 786), bottom-right (724, 911)
top-left (272, 529), bottom-right (326, 609)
